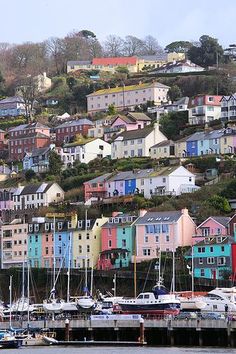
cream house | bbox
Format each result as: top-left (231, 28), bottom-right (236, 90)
top-left (87, 82), bottom-right (169, 114)
top-left (13, 182), bottom-right (64, 210)
top-left (111, 123), bottom-right (167, 159)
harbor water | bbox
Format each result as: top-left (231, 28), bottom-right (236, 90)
top-left (1, 347), bottom-right (236, 354)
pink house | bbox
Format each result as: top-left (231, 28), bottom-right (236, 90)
top-left (104, 112), bottom-right (151, 141)
top-left (134, 209), bottom-right (196, 263)
top-left (193, 216), bottom-right (230, 244)
top-left (84, 173), bottom-right (112, 202)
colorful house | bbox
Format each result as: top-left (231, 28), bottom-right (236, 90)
top-left (98, 212), bottom-right (137, 270)
top-left (134, 209), bottom-right (196, 263)
top-left (72, 215), bottom-right (108, 269)
top-left (193, 216), bottom-right (230, 244)
top-left (187, 236), bottom-right (233, 280)
top-left (1, 219), bottom-right (28, 269)
top-left (188, 95), bottom-right (222, 125)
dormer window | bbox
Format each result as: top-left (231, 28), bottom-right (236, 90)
top-left (78, 220), bottom-right (83, 228)
top-left (45, 223), bottom-right (49, 231)
top-left (58, 222), bottom-right (63, 230)
top-left (28, 224), bottom-right (33, 233)
top-left (34, 224), bottom-right (39, 232)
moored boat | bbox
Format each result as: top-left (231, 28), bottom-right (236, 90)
top-left (118, 285), bottom-right (180, 315)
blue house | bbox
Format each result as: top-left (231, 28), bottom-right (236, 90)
top-left (186, 236), bottom-right (233, 280)
top-left (0, 96), bottom-right (26, 117)
top-left (125, 179), bottom-right (136, 195)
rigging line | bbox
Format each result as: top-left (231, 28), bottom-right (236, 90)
top-left (142, 260), bottom-right (153, 293)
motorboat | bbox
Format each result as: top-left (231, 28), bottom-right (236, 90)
top-left (179, 287), bottom-right (236, 313)
top-left (202, 287), bottom-right (236, 312)
top-left (43, 298), bottom-right (65, 313)
top-left (118, 285), bottom-right (180, 315)
top-left (96, 296), bottom-right (124, 314)
top-left (76, 296), bottom-right (96, 310)
top-left (0, 331), bottom-right (21, 349)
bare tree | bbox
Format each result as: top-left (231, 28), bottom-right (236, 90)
top-left (123, 35), bottom-right (145, 56)
top-left (104, 35), bottom-right (124, 57)
top-left (45, 37), bottom-right (66, 74)
top-left (143, 35), bottom-right (164, 55)
top-left (16, 75), bottom-right (39, 122)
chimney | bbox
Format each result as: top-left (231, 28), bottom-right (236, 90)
top-left (139, 209), bottom-right (147, 217)
top-left (43, 72), bottom-right (47, 78)
top-left (112, 211), bottom-right (123, 217)
top-left (181, 208), bottom-right (188, 216)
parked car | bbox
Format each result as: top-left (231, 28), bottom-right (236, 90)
top-left (200, 312), bottom-right (225, 320)
top-left (174, 312), bottom-right (198, 320)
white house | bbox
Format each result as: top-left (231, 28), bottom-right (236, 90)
top-left (13, 182), bottom-right (64, 210)
top-left (154, 60), bottom-right (204, 74)
top-left (111, 123), bottom-right (167, 159)
top-left (188, 95), bottom-right (222, 125)
top-left (60, 138), bottom-right (111, 167)
top-left (136, 165), bottom-right (199, 199)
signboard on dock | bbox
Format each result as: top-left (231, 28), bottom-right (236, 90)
top-left (90, 315), bottom-right (142, 321)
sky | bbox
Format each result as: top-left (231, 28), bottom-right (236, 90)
top-left (1, 0), bottom-right (236, 48)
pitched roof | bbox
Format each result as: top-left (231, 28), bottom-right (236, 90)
top-left (151, 139), bottom-right (174, 148)
top-left (0, 96), bottom-right (24, 104)
top-left (195, 236), bottom-right (234, 246)
top-left (55, 118), bottom-right (94, 129)
top-left (134, 210), bottom-right (183, 225)
top-left (115, 126), bottom-right (154, 141)
top-left (67, 60), bottom-right (91, 66)
top-left (29, 146), bottom-right (52, 158)
top-left (87, 82), bottom-right (169, 97)
top-left (126, 112), bottom-right (151, 121)
top-left (92, 56), bottom-right (138, 66)
top-left (139, 54), bottom-right (167, 61)
top-left (19, 182), bottom-right (56, 195)
top-left (9, 122), bottom-right (50, 132)
top-left (84, 173), bottom-right (113, 184)
top-left (211, 216), bottom-right (231, 227)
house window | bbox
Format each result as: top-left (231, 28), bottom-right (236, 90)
top-left (162, 177), bottom-right (166, 183)
top-left (207, 257), bottom-right (215, 264)
top-left (144, 236), bottom-right (148, 243)
top-left (143, 249), bottom-right (151, 256)
top-left (200, 269), bottom-right (205, 277)
top-left (166, 235), bottom-right (170, 242)
top-left (210, 246), bottom-right (214, 253)
top-left (108, 240), bottom-right (112, 247)
top-left (123, 228), bottom-right (125, 234)
top-left (155, 235), bottom-right (159, 243)
top-left (199, 257), bottom-right (203, 264)
top-left (122, 239), bottom-right (126, 247)
top-left (218, 257), bottom-right (226, 265)
top-left (221, 246), bottom-right (225, 252)
top-left (198, 247), bottom-right (205, 253)
top-left (87, 245), bottom-right (90, 253)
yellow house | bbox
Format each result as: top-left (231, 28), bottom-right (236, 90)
top-left (137, 55), bottom-right (167, 71)
top-left (174, 136), bottom-right (188, 158)
top-left (73, 215), bottom-right (109, 269)
top-left (167, 52), bottom-right (185, 62)
top-left (220, 134), bottom-right (235, 154)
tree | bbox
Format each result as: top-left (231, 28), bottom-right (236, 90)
top-left (159, 111), bottom-right (188, 140)
top-left (45, 37), bottom-right (66, 74)
top-left (168, 85), bottom-right (182, 102)
top-left (207, 195), bottom-right (231, 213)
top-left (25, 169), bottom-right (36, 181)
top-left (143, 35), bottom-right (164, 55)
top-left (49, 150), bottom-right (63, 175)
top-left (165, 41), bottom-right (193, 53)
top-left (123, 35), bottom-right (144, 56)
top-left (108, 104), bottom-right (116, 115)
top-left (188, 35), bottom-right (224, 67)
top-left (104, 35), bottom-right (124, 57)
top-left (16, 75), bottom-right (39, 121)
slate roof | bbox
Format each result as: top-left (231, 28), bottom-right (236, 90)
top-left (67, 60), bottom-right (91, 66)
top-left (211, 216), bottom-right (231, 227)
top-left (139, 54), bottom-right (168, 61)
top-left (0, 96), bottom-right (24, 104)
top-left (19, 182), bottom-right (55, 195)
top-left (28, 146), bottom-right (52, 158)
top-left (186, 130), bottom-right (225, 142)
top-left (55, 119), bottom-right (94, 129)
top-left (115, 126), bottom-right (154, 141)
top-left (150, 139), bottom-right (174, 149)
top-left (134, 210), bottom-right (183, 225)
top-left (84, 173), bottom-right (113, 184)
top-left (126, 112), bottom-right (151, 121)
top-left (9, 122), bottom-right (50, 132)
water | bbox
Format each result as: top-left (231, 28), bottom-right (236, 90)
top-left (1, 347), bottom-right (236, 354)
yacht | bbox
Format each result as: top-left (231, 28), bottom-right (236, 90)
top-left (118, 285), bottom-right (180, 315)
top-left (76, 296), bottom-right (96, 311)
top-left (180, 287), bottom-right (236, 312)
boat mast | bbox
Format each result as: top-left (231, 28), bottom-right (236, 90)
top-left (85, 209), bottom-right (88, 296)
top-left (66, 232), bottom-right (72, 303)
top-left (134, 232), bottom-right (137, 297)
top-left (158, 222), bottom-right (162, 289)
top-left (90, 257), bottom-right (94, 297)
top-left (52, 216), bottom-right (56, 299)
top-left (191, 245), bottom-right (194, 296)
top-left (27, 260), bottom-right (30, 330)
top-left (9, 275), bottom-right (12, 329)
top-left (22, 258), bottom-right (25, 304)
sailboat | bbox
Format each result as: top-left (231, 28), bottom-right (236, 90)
top-left (76, 210), bottom-right (96, 311)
